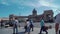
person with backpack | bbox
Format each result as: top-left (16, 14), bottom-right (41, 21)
top-left (29, 19), bottom-right (34, 31)
top-left (39, 17), bottom-right (48, 34)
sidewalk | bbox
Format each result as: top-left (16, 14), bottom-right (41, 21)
top-left (0, 27), bottom-right (55, 34)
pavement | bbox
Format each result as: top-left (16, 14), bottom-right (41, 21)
top-left (0, 23), bottom-right (56, 34)
top-left (0, 27), bottom-right (55, 34)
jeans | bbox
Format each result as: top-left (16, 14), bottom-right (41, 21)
top-left (30, 24), bottom-right (34, 31)
top-left (24, 25), bottom-right (27, 33)
top-left (27, 27), bottom-right (30, 34)
top-left (40, 26), bottom-right (48, 34)
top-left (13, 26), bottom-right (18, 34)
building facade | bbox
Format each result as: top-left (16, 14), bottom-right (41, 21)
top-left (9, 9), bottom-right (54, 22)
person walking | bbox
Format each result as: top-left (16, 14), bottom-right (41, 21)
top-left (12, 17), bottom-right (19, 34)
top-left (29, 19), bottom-right (34, 31)
top-left (26, 19), bottom-right (30, 34)
top-left (39, 17), bottom-right (48, 34)
top-left (24, 20), bottom-right (27, 33)
top-left (1, 19), bottom-right (4, 28)
top-left (55, 13), bottom-right (60, 34)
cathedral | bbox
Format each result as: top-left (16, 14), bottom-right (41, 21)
top-left (9, 8), bottom-right (54, 22)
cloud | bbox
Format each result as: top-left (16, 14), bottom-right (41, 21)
top-left (39, 0), bottom-right (59, 8)
top-left (0, 0), bottom-right (10, 6)
top-left (0, 0), bottom-right (60, 9)
top-left (18, 0), bottom-right (60, 9)
top-left (1, 2), bottom-right (9, 6)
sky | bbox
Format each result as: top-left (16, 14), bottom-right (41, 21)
top-left (0, 0), bottom-right (60, 18)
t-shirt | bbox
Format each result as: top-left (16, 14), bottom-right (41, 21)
top-left (40, 19), bottom-right (45, 27)
top-left (13, 20), bottom-right (19, 26)
top-left (27, 21), bottom-right (30, 27)
top-left (30, 20), bottom-right (33, 25)
top-left (15, 20), bottom-right (18, 24)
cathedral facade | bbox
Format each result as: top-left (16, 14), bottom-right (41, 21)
top-left (9, 9), bottom-right (54, 22)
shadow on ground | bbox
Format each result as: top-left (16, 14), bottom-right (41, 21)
top-left (18, 31), bottom-right (25, 34)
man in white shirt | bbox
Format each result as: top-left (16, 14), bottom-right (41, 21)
top-left (26, 19), bottom-right (30, 34)
top-left (13, 17), bottom-right (19, 34)
top-left (55, 13), bottom-right (60, 34)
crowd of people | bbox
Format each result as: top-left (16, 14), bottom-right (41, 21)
top-left (0, 13), bottom-right (60, 34)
